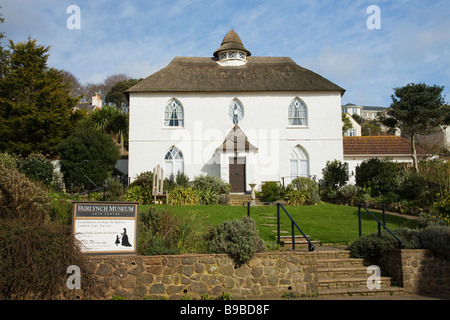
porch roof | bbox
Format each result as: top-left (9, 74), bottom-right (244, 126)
top-left (216, 125), bottom-right (258, 153)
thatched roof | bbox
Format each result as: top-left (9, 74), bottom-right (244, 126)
top-left (127, 56), bottom-right (345, 95)
top-left (213, 29), bottom-right (251, 57)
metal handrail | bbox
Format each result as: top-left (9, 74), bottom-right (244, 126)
top-left (242, 201), bottom-right (315, 251)
top-left (277, 203), bottom-right (315, 252)
top-left (358, 203), bottom-right (404, 249)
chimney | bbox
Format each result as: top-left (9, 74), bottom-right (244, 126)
top-left (92, 94), bottom-right (102, 109)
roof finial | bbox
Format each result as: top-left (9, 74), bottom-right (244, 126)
top-left (213, 30), bottom-right (251, 58)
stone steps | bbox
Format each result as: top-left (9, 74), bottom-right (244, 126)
top-left (278, 235), bottom-right (320, 250)
top-left (228, 194), bottom-right (252, 206)
top-left (315, 250), bottom-right (404, 297)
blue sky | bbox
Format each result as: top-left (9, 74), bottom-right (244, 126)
top-left (2, 0), bottom-right (449, 107)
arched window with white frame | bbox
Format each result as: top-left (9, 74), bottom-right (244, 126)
top-left (290, 145), bottom-right (309, 178)
top-left (164, 146), bottom-right (184, 178)
top-left (164, 99), bottom-right (184, 127)
top-left (288, 98), bottom-right (308, 126)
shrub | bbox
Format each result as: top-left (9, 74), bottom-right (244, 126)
top-left (138, 207), bottom-right (204, 255)
top-left (209, 217), bottom-right (265, 265)
top-left (432, 192), bottom-right (450, 224)
top-left (168, 187), bottom-right (200, 205)
top-left (417, 225), bottom-right (450, 260)
top-left (130, 171), bottom-right (153, 190)
top-left (285, 190), bottom-right (307, 206)
top-left (0, 165), bottom-right (51, 225)
top-left (193, 175), bottom-right (230, 195)
top-left (336, 185), bottom-right (371, 206)
top-left (321, 160), bottom-right (348, 193)
top-left (348, 230), bottom-right (405, 260)
top-left (103, 177), bottom-right (124, 201)
top-left (175, 171), bottom-right (190, 188)
top-left (261, 181), bottom-right (280, 202)
top-left (198, 187), bottom-right (219, 205)
top-left (57, 127), bottom-right (120, 192)
top-left (49, 192), bottom-right (73, 225)
top-left (0, 220), bottom-right (101, 299)
top-left (399, 172), bottom-right (433, 203)
top-left (124, 185), bottom-right (152, 205)
top-left (138, 207), bottom-right (181, 255)
top-left (288, 177), bottom-right (320, 205)
top-left (0, 152), bottom-right (18, 169)
top-left (349, 226), bottom-right (450, 260)
top-left (355, 158), bottom-right (403, 196)
top-left (17, 153), bottom-right (55, 187)
top-left (291, 177), bottom-right (319, 193)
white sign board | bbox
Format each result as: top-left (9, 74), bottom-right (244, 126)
top-left (72, 202), bottom-right (139, 254)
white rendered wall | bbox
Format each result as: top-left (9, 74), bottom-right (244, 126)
top-left (128, 91), bottom-right (343, 191)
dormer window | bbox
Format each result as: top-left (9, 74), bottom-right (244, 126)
top-left (214, 30), bottom-right (251, 67)
top-left (219, 51), bottom-right (247, 62)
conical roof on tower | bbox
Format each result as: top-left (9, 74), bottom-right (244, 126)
top-left (213, 30), bottom-right (251, 58)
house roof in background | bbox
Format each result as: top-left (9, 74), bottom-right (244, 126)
top-left (343, 136), bottom-right (427, 156)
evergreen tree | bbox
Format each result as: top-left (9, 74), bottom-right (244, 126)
top-left (381, 83), bottom-right (450, 172)
top-left (57, 127), bottom-right (120, 191)
top-left (0, 38), bottom-right (79, 157)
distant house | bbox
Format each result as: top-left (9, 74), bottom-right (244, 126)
top-left (73, 94), bottom-right (103, 113)
top-left (343, 136), bottom-right (427, 183)
top-left (342, 103), bottom-right (391, 137)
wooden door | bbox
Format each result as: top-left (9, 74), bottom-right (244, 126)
top-left (229, 157), bottom-right (246, 193)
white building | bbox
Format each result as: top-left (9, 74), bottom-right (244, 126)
top-left (127, 30), bottom-right (345, 192)
top-left (343, 136), bottom-right (427, 184)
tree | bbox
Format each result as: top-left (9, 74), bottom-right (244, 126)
top-left (105, 78), bottom-right (139, 112)
top-left (0, 38), bottom-right (79, 157)
top-left (79, 105), bottom-right (128, 154)
top-left (342, 113), bottom-right (353, 135)
top-left (321, 160), bottom-right (348, 191)
top-left (57, 127), bottom-right (120, 191)
top-left (381, 83), bottom-right (450, 172)
top-left (362, 123), bottom-right (381, 136)
top-left (78, 73), bottom-right (131, 102)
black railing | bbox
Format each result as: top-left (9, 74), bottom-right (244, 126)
top-left (243, 201), bottom-right (315, 252)
top-left (358, 203), bottom-right (404, 249)
top-left (277, 203), bottom-right (315, 252)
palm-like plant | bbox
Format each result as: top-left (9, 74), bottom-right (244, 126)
top-left (79, 106), bottom-right (128, 154)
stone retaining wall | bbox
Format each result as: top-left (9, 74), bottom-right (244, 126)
top-left (83, 249), bottom-right (450, 299)
top-left (87, 252), bottom-right (318, 300)
top-left (376, 249), bottom-right (450, 295)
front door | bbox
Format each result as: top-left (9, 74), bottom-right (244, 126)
top-left (229, 157), bottom-right (246, 193)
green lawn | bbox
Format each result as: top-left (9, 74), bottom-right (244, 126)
top-left (140, 202), bottom-right (418, 246)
